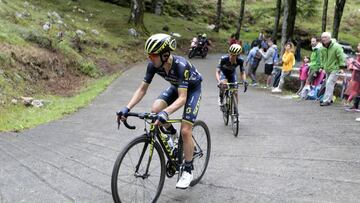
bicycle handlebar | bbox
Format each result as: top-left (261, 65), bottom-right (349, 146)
top-left (122, 119), bottom-right (136, 130)
top-left (118, 112), bottom-right (155, 130)
top-left (117, 112), bottom-right (174, 134)
top-left (218, 81), bottom-right (247, 92)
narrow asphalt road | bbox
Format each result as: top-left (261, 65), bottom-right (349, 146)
top-left (1, 54), bottom-right (360, 202)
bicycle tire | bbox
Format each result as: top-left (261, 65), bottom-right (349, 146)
top-left (111, 135), bottom-right (165, 203)
top-left (188, 49), bottom-right (195, 59)
top-left (222, 94), bottom-right (229, 126)
top-left (190, 120), bottom-right (211, 186)
top-left (231, 95), bottom-right (239, 137)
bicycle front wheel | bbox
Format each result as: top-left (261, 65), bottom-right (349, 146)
top-left (111, 135), bottom-right (165, 203)
top-left (191, 120), bottom-right (211, 187)
top-left (231, 95), bottom-right (239, 137)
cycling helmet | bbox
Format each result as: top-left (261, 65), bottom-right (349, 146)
top-left (144, 33), bottom-right (176, 54)
top-left (228, 44), bottom-right (242, 55)
top-left (202, 33), bottom-right (207, 38)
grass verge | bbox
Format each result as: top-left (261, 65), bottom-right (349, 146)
top-left (0, 73), bottom-right (119, 132)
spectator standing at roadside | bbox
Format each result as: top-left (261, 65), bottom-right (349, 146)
top-left (345, 43), bottom-right (360, 112)
top-left (259, 38), bottom-right (277, 88)
top-left (245, 41), bottom-right (261, 86)
top-left (272, 42), bottom-right (295, 93)
top-left (319, 32), bottom-right (346, 106)
top-left (229, 33), bottom-right (239, 46)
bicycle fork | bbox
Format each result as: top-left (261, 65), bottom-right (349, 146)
top-left (134, 137), bottom-right (155, 179)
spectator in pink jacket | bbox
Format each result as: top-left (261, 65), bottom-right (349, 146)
top-left (296, 56), bottom-right (310, 94)
top-left (345, 42), bottom-right (360, 114)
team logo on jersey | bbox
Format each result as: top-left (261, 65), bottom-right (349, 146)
top-left (186, 107), bottom-right (192, 114)
top-left (184, 70), bottom-right (190, 80)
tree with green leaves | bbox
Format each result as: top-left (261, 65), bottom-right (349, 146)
top-left (235, 0), bottom-right (245, 39)
top-left (333, 0), bottom-right (346, 40)
top-left (297, 0), bottom-right (319, 19)
top-left (281, 0), bottom-right (297, 54)
top-left (214, 0), bottom-right (222, 32)
top-left (129, 0), bottom-right (148, 34)
top-left (272, 0), bottom-right (282, 40)
top-left (322, 0), bottom-right (328, 32)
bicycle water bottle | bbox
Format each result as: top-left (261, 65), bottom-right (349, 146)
top-left (167, 135), bottom-right (174, 149)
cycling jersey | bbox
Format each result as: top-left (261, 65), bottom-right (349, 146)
top-left (143, 55), bottom-right (202, 124)
top-left (217, 55), bottom-right (244, 73)
top-left (144, 55), bottom-right (202, 89)
top-left (217, 55), bottom-right (244, 82)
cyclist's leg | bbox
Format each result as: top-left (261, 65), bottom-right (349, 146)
top-left (181, 84), bottom-right (201, 163)
top-left (152, 85), bottom-right (177, 130)
top-left (177, 84), bottom-right (201, 188)
top-left (218, 71), bottom-right (227, 105)
top-left (228, 71), bottom-right (238, 104)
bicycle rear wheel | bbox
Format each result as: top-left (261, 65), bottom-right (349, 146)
top-left (190, 120), bottom-right (211, 186)
top-left (111, 135), bottom-right (165, 203)
top-left (231, 95), bottom-right (239, 137)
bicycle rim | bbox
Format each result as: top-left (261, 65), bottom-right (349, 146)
top-left (231, 95), bottom-right (239, 137)
top-left (111, 136), bottom-right (165, 203)
top-left (190, 120), bottom-right (211, 186)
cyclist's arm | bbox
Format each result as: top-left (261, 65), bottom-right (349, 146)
top-left (216, 59), bottom-right (224, 83)
top-left (238, 59), bottom-right (246, 81)
top-left (163, 88), bottom-right (187, 114)
top-left (126, 82), bottom-right (149, 109)
top-left (216, 68), bottom-right (221, 83)
top-left (240, 71), bottom-right (247, 81)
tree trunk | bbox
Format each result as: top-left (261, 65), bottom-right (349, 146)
top-left (214, 0), bottom-right (222, 32)
top-left (272, 0), bottom-right (282, 40)
top-left (333, 0), bottom-right (346, 40)
top-left (280, 0), bottom-right (297, 55)
top-left (321, 0), bottom-right (328, 32)
top-left (128, 0), bottom-right (148, 34)
top-left (235, 0), bottom-right (245, 39)
top-left (151, 0), bottom-right (164, 15)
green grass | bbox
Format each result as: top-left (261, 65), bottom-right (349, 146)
top-left (0, 0), bottom-right (358, 132)
top-left (0, 73), bottom-right (119, 132)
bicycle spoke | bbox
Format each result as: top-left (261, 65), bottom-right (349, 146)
top-left (189, 121), bottom-right (210, 187)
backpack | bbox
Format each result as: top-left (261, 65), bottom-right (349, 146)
top-left (251, 50), bottom-right (262, 68)
top-left (273, 47), bottom-right (279, 64)
top-left (254, 50), bottom-right (262, 61)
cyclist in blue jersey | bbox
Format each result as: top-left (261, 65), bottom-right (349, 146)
top-left (117, 33), bottom-right (202, 189)
top-left (216, 44), bottom-right (248, 106)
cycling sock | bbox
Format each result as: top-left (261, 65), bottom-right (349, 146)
top-left (184, 160), bottom-right (193, 174)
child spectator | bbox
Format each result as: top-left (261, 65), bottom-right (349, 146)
top-left (296, 56), bottom-right (310, 94)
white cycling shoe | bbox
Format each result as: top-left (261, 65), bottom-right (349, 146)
top-left (176, 171), bottom-right (193, 189)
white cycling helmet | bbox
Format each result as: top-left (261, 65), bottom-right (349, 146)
top-left (144, 33), bottom-right (176, 54)
top-left (228, 44), bottom-right (242, 55)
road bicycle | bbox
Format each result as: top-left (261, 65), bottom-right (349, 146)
top-left (111, 112), bottom-right (211, 202)
top-left (219, 82), bottom-right (246, 137)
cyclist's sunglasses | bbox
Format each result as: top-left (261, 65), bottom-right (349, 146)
top-left (148, 54), bottom-right (158, 61)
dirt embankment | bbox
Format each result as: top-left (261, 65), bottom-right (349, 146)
top-left (0, 42), bottom-right (125, 101)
